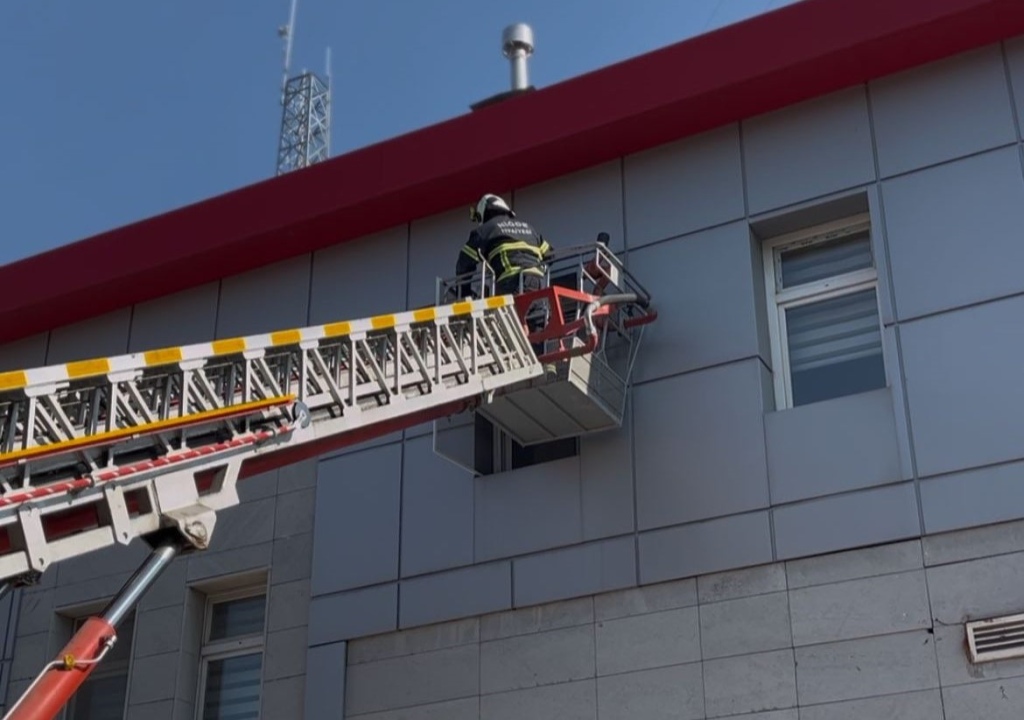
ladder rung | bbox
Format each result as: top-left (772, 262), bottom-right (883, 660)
top-left (0, 296), bottom-right (542, 581)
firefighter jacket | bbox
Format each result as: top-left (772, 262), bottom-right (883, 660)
top-left (455, 214), bottom-right (552, 285)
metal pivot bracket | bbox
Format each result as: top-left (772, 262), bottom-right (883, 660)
top-left (151, 458), bottom-right (242, 551)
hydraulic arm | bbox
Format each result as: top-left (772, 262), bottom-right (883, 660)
top-left (0, 240), bottom-right (656, 720)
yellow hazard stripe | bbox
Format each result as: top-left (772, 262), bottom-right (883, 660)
top-left (0, 298), bottom-right (509, 394)
top-left (67, 358), bottom-right (110, 379)
top-left (144, 347), bottom-right (183, 367)
top-left (271, 330), bottom-right (301, 346)
top-left (0, 395), bottom-right (294, 466)
top-left (212, 338), bottom-right (246, 355)
top-left (0, 371), bottom-right (28, 391)
top-left (324, 321), bottom-right (351, 337)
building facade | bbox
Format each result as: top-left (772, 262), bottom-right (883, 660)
top-left (2, 1), bottom-right (1024, 718)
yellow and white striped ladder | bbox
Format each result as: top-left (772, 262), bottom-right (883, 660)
top-left (0, 295), bottom-right (541, 582)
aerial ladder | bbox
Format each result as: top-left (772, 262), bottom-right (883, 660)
top-left (0, 238), bottom-right (655, 720)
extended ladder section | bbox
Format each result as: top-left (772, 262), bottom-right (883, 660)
top-left (0, 296), bottom-right (540, 585)
top-left (0, 238), bottom-right (656, 720)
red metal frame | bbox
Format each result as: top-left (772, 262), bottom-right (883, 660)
top-left (0, 426), bottom-right (289, 555)
top-left (512, 285), bottom-right (657, 363)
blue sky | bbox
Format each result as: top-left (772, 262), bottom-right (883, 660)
top-left (0, 0), bottom-right (797, 265)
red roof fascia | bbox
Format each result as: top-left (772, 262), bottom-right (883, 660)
top-left (2, 0), bottom-right (1023, 345)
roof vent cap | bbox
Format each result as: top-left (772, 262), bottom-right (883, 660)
top-left (502, 23), bottom-right (534, 91)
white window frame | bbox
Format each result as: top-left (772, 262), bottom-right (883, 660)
top-left (762, 212), bottom-right (884, 410)
top-left (195, 586), bottom-right (267, 720)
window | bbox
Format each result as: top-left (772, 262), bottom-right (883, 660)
top-left (196, 588), bottom-right (267, 720)
top-left (762, 213), bottom-right (886, 409)
top-left (474, 414), bottom-right (578, 475)
top-left (473, 268), bottom-right (580, 475)
top-left (64, 611), bottom-right (136, 720)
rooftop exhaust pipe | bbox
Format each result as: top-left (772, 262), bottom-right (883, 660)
top-left (503, 23), bottom-right (534, 91)
top-left (470, 22), bottom-right (536, 111)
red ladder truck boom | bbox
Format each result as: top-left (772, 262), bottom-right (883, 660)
top-left (0, 240), bottom-right (655, 720)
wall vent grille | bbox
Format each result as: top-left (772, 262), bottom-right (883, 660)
top-left (966, 613), bottom-right (1024, 663)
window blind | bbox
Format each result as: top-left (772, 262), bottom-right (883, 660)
top-left (780, 231), bottom-right (872, 288)
top-left (202, 653), bottom-right (263, 720)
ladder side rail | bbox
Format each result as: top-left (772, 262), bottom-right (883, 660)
top-left (0, 300), bottom-right (542, 582)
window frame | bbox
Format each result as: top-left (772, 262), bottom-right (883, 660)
top-left (761, 212), bottom-right (885, 410)
top-left (194, 585), bottom-right (268, 720)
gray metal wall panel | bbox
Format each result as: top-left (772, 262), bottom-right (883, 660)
top-left (882, 147), bottom-right (1024, 321)
top-left (309, 227), bottom-right (408, 323)
top-left (638, 511), bottom-right (773, 584)
top-left (399, 562), bottom-right (512, 629)
top-left (870, 45), bottom-right (1017, 177)
top-left (1007, 38), bottom-right (1024, 138)
top-left (408, 208), bottom-right (484, 310)
top-left (512, 537), bottom-right (636, 608)
top-left (474, 456), bottom-right (582, 562)
top-left (764, 387), bottom-right (903, 505)
top-left (214, 255), bottom-right (311, 338)
top-left (773, 483), bottom-right (921, 561)
top-left (633, 360), bottom-right (769, 530)
top-left (512, 160), bottom-right (625, 252)
top-left (882, 326), bottom-right (916, 482)
top-left (304, 642), bottom-right (346, 720)
top-left (309, 584), bottom-right (398, 644)
top-left (45, 308), bottom-right (130, 363)
top-left (743, 87), bottom-right (875, 215)
top-left (0, 334), bottom-right (47, 373)
top-left (400, 435), bottom-right (475, 577)
top-left (921, 460), bottom-right (1024, 535)
top-left (312, 445), bottom-right (402, 595)
top-left (580, 404), bottom-right (635, 541)
top-left (623, 125), bottom-right (744, 249)
top-left (900, 294), bottom-right (1024, 478)
top-left (127, 283), bottom-right (219, 353)
top-left (629, 222), bottom-right (764, 384)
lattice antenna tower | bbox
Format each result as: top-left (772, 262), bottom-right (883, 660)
top-left (276, 0), bottom-right (332, 176)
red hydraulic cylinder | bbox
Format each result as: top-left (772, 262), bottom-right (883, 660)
top-left (3, 541), bottom-right (180, 720)
top-left (4, 617), bottom-right (115, 720)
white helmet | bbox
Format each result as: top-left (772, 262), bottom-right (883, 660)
top-left (470, 193), bottom-right (514, 223)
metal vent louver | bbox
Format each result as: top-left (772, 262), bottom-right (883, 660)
top-left (966, 613), bottom-right (1024, 663)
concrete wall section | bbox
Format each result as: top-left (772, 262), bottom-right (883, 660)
top-left (899, 293), bottom-right (1024, 480)
top-left (742, 86), bottom-right (875, 215)
top-left (512, 160), bottom-right (625, 252)
top-left (623, 125), bottom-right (744, 249)
top-left (342, 520), bottom-right (1024, 719)
top-left (309, 226), bottom-right (409, 323)
top-left (869, 44), bottom-right (1017, 178)
top-left (127, 282), bottom-right (219, 352)
top-left (628, 221), bottom-right (767, 383)
top-left (1006, 37), bottom-right (1024, 139)
top-left (633, 360), bottom-right (770, 530)
top-left (881, 146), bottom-right (1024, 321)
top-left (215, 254), bottom-right (312, 338)
top-left (45, 307), bottom-right (131, 363)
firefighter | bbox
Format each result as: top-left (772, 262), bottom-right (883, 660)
top-left (455, 193), bottom-right (553, 299)
top-left (455, 193), bottom-right (555, 365)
